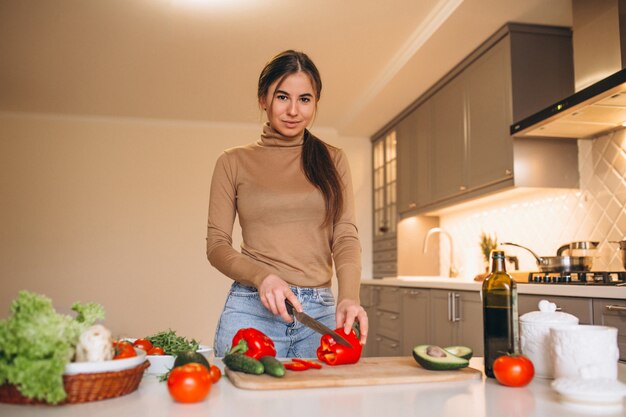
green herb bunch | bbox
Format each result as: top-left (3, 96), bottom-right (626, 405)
top-left (146, 329), bottom-right (199, 356)
top-left (480, 232), bottom-right (498, 262)
top-left (0, 291), bottom-right (105, 404)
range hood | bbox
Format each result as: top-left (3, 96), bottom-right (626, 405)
top-left (511, 67), bottom-right (626, 139)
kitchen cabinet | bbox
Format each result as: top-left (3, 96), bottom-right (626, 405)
top-left (396, 101), bottom-right (432, 214)
top-left (385, 23), bottom-right (577, 217)
top-left (360, 285), bottom-right (403, 357)
top-left (400, 287), bottom-right (430, 355)
top-left (592, 298), bottom-right (626, 361)
top-left (372, 131), bottom-right (397, 278)
top-left (518, 294), bottom-right (593, 324)
top-left (430, 289), bottom-right (484, 356)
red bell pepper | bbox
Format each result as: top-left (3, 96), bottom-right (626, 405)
top-left (316, 326), bottom-right (362, 366)
top-left (229, 328), bottom-right (276, 359)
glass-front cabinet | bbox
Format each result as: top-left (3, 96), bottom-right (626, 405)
top-left (372, 130), bottom-right (397, 278)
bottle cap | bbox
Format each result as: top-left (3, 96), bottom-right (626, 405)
top-left (491, 250), bottom-right (505, 258)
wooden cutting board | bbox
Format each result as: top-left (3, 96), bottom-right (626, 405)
top-left (225, 356), bottom-right (482, 390)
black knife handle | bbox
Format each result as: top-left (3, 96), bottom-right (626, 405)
top-left (284, 299), bottom-right (295, 315)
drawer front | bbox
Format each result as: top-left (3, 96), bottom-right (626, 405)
top-left (374, 335), bottom-right (402, 357)
top-left (376, 310), bottom-right (402, 340)
top-left (519, 294), bottom-right (593, 324)
top-left (593, 298), bottom-right (626, 361)
top-left (373, 262), bottom-right (397, 277)
top-left (377, 286), bottom-right (402, 312)
top-left (373, 249), bottom-right (397, 262)
top-left (374, 238), bottom-right (396, 252)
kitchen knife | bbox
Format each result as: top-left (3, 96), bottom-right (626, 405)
top-left (284, 299), bottom-right (353, 348)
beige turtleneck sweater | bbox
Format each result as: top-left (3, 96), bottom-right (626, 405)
top-left (206, 124), bottom-right (362, 303)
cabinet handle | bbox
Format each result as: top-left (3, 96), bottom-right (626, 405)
top-left (375, 337), bottom-right (382, 342)
top-left (453, 293), bottom-right (461, 322)
top-left (450, 292), bottom-right (456, 323)
top-left (505, 169), bottom-right (512, 176)
top-left (408, 202), bottom-right (417, 209)
top-left (389, 315), bottom-right (399, 320)
top-left (606, 305), bottom-right (626, 312)
top-left (408, 290), bottom-right (420, 295)
top-left (459, 185), bottom-right (467, 191)
top-left (447, 292), bottom-right (452, 322)
top-left (379, 226), bottom-right (389, 233)
top-left (390, 343), bottom-right (399, 348)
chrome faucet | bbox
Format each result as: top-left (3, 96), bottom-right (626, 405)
top-left (423, 227), bottom-right (459, 278)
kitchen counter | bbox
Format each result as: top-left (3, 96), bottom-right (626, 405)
top-left (362, 277), bottom-right (626, 299)
top-left (1, 358), bottom-right (624, 417)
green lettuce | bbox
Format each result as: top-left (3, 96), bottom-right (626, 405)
top-left (0, 291), bottom-right (105, 404)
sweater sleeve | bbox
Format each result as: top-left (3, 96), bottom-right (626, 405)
top-left (331, 149), bottom-right (362, 303)
top-left (206, 152), bottom-right (272, 288)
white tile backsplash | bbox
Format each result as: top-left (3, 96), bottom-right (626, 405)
top-left (438, 129), bottom-right (626, 277)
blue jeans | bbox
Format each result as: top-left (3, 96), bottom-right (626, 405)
top-left (213, 282), bottom-right (336, 358)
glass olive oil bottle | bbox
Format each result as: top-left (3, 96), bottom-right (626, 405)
top-left (482, 249), bottom-right (519, 378)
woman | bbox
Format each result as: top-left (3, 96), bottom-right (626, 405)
top-left (207, 50), bottom-right (367, 358)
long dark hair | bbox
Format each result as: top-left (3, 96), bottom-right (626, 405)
top-left (258, 50), bottom-right (344, 227)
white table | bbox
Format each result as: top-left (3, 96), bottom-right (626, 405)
top-left (1, 358), bottom-right (624, 417)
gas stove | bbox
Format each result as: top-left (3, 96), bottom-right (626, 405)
top-left (524, 271), bottom-right (626, 285)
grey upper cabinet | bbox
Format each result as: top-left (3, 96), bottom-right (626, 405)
top-left (431, 76), bottom-right (467, 203)
top-left (386, 23), bottom-right (577, 217)
top-left (465, 39), bottom-right (514, 190)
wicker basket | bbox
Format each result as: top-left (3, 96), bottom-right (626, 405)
top-left (0, 360), bottom-right (149, 405)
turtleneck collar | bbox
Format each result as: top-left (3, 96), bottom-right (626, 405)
top-left (258, 123), bottom-right (305, 147)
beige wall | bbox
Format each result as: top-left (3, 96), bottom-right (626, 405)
top-left (0, 112), bottom-right (372, 345)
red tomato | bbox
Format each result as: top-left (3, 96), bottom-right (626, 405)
top-left (147, 346), bottom-right (165, 355)
top-left (209, 365), bottom-right (221, 383)
top-left (167, 363), bottom-right (212, 403)
top-left (113, 341), bottom-right (136, 359)
top-left (493, 354), bottom-right (535, 387)
top-left (132, 339), bottom-right (153, 352)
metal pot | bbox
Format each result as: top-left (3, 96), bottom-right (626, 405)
top-left (610, 240), bottom-right (626, 269)
top-left (501, 242), bottom-right (594, 273)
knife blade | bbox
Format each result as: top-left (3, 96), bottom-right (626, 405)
top-left (284, 299), bottom-right (353, 348)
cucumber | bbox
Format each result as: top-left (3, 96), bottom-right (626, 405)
top-left (223, 353), bottom-right (264, 375)
top-left (259, 355), bottom-right (285, 378)
top-left (443, 345), bottom-right (473, 360)
top-left (412, 345), bottom-right (469, 371)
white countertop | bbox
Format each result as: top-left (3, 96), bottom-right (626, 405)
top-left (363, 277), bottom-right (626, 299)
top-left (1, 358), bottom-right (624, 417)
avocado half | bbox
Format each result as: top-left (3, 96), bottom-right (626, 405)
top-left (412, 345), bottom-right (469, 370)
top-left (443, 345), bottom-right (473, 360)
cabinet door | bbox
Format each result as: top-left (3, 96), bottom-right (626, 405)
top-left (519, 294), bottom-right (593, 324)
top-left (454, 291), bottom-right (484, 356)
top-left (360, 286), bottom-right (379, 357)
top-left (465, 40), bottom-right (514, 190)
top-left (401, 288), bottom-right (430, 355)
top-left (429, 290), bottom-right (456, 348)
top-left (593, 298), bottom-right (626, 361)
top-left (431, 76), bottom-right (467, 202)
top-left (397, 102), bottom-right (432, 214)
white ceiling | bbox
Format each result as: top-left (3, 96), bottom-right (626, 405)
top-left (0, 0), bottom-right (573, 137)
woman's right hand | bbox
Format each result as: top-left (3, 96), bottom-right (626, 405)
top-left (258, 274), bottom-right (302, 323)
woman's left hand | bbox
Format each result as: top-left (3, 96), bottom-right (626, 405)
top-left (335, 299), bottom-right (368, 345)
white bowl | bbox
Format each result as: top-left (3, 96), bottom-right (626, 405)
top-left (144, 345), bottom-right (213, 375)
top-left (64, 348), bottom-right (147, 375)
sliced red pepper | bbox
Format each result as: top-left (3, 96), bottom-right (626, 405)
top-left (316, 325), bottom-right (362, 366)
top-left (229, 328), bottom-right (276, 359)
top-left (284, 362), bottom-right (310, 371)
top-left (292, 358), bottom-right (322, 369)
